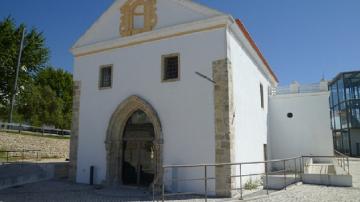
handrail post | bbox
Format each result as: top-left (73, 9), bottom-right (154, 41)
top-left (152, 183), bottom-right (155, 202)
top-left (6, 151), bottom-right (9, 163)
top-left (265, 161), bottom-right (269, 195)
top-left (294, 158), bottom-right (297, 181)
top-left (240, 164), bottom-right (243, 200)
top-left (162, 182), bottom-right (165, 202)
top-left (204, 165), bottom-right (208, 202)
top-left (283, 160), bottom-right (286, 190)
top-left (347, 157), bottom-right (350, 175)
top-left (301, 156), bottom-right (304, 175)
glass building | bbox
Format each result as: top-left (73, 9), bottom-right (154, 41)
top-left (329, 71), bottom-right (360, 157)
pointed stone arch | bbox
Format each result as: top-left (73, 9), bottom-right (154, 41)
top-left (105, 95), bottom-right (163, 186)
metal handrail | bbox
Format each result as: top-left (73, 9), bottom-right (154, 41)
top-left (0, 149), bottom-right (42, 164)
top-left (163, 157), bottom-right (302, 168)
top-left (157, 156), bottom-right (303, 201)
top-left (156, 155), bottom-right (351, 201)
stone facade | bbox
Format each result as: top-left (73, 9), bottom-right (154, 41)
top-left (213, 58), bottom-right (236, 197)
top-left (69, 81), bottom-right (81, 182)
top-left (105, 95), bottom-right (163, 186)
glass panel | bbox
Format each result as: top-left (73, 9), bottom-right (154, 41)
top-left (334, 105), bottom-right (341, 130)
top-left (330, 110), bottom-right (334, 129)
top-left (334, 132), bottom-right (342, 152)
top-left (340, 102), bottom-right (348, 129)
top-left (338, 79), bottom-right (345, 103)
top-left (350, 100), bottom-right (360, 128)
top-left (331, 83), bottom-right (338, 107)
top-left (343, 131), bottom-right (350, 155)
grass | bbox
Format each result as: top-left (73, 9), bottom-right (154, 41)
top-left (0, 129), bottom-right (70, 140)
top-left (244, 178), bottom-right (262, 190)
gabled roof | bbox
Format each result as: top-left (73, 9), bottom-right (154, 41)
top-left (235, 19), bottom-right (279, 83)
top-left (72, 0), bottom-right (224, 49)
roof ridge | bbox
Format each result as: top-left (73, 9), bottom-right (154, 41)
top-left (235, 19), bottom-right (279, 83)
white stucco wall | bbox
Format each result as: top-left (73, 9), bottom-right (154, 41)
top-left (73, 28), bottom-right (226, 192)
top-left (227, 30), bottom-right (273, 186)
top-left (268, 92), bottom-right (334, 160)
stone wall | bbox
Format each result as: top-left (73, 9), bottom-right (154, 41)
top-left (69, 81), bottom-right (81, 182)
top-left (213, 58), bottom-right (236, 197)
top-left (0, 132), bottom-right (69, 159)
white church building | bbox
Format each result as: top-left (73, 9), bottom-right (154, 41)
top-left (69, 0), bottom-right (333, 197)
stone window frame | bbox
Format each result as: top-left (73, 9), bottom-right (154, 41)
top-left (99, 64), bottom-right (113, 90)
top-left (120, 0), bottom-right (157, 37)
top-left (161, 53), bottom-right (180, 83)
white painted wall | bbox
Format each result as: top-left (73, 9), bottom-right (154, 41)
top-left (269, 92), bottom-right (334, 160)
top-left (74, 28), bottom-right (227, 193)
top-left (227, 29), bottom-right (273, 187)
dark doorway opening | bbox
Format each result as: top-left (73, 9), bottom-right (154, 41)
top-left (122, 110), bottom-right (156, 187)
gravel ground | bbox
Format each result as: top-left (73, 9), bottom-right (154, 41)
top-left (0, 132), bottom-right (69, 159)
top-left (247, 159), bottom-right (360, 202)
top-left (0, 159), bottom-right (359, 202)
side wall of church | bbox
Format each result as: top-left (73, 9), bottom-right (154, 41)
top-left (227, 29), bottom-right (273, 188)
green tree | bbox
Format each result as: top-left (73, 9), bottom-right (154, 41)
top-left (18, 83), bottom-right (63, 127)
top-left (35, 67), bottom-right (73, 128)
top-left (17, 67), bottom-right (73, 129)
top-left (0, 17), bottom-right (49, 119)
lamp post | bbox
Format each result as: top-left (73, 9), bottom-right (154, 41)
top-left (9, 27), bottom-right (26, 123)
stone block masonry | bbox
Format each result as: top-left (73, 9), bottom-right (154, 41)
top-left (213, 58), bottom-right (236, 197)
top-left (69, 81), bottom-right (81, 182)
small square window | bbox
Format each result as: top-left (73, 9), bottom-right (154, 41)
top-left (162, 54), bottom-right (180, 82)
top-left (99, 65), bottom-right (112, 89)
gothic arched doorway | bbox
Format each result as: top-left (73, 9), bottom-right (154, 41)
top-left (105, 96), bottom-right (163, 187)
top-left (122, 110), bottom-right (155, 186)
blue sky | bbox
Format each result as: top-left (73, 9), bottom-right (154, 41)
top-left (1, 0), bottom-right (359, 85)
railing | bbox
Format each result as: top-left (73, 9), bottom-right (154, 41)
top-left (0, 122), bottom-right (71, 136)
top-left (154, 157), bottom-right (303, 201)
top-left (153, 155), bottom-right (351, 201)
top-left (334, 151), bottom-right (351, 174)
top-left (270, 83), bottom-right (328, 96)
top-left (0, 149), bottom-right (41, 165)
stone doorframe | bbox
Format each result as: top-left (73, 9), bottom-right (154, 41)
top-left (105, 95), bottom-right (163, 186)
